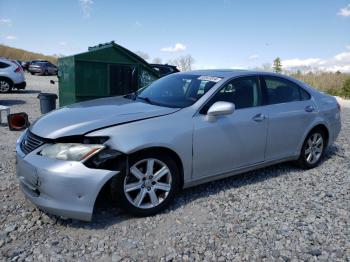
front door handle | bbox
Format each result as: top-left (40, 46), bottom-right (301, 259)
top-left (305, 105), bottom-right (315, 112)
top-left (252, 113), bottom-right (266, 122)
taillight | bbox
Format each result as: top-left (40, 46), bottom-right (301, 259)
top-left (14, 66), bottom-right (23, 73)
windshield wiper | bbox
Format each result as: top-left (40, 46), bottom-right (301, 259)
top-left (125, 92), bottom-right (155, 105)
top-left (136, 96), bottom-right (153, 104)
top-left (124, 92), bottom-right (138, 100)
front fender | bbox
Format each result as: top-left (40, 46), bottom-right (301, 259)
top-left (87, 110), bottom-right (194, 183)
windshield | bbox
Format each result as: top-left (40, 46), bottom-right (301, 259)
top-left (135, 74), bottom-right (221, 108)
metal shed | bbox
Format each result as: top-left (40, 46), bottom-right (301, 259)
top-left (58, 41), bottom-right (159, 106)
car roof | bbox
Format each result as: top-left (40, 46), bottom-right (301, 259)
top-left (0, 57), bottom-right (15, 65)
top-left (180, 69), bottom-right (288, 79)
top-left (0, 57), bottom-right (10, 62)
top-left (150, 64), bottom-right (177, 68)
top-left (31, 61), bottom-right (52, 64)
top-left (31, 60), bottom-right (50, 63)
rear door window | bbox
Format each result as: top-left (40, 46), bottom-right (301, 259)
top-left (264, 76), bottom-right (310, 104)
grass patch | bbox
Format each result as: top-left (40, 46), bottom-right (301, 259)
top-left (0, 44), bottom-right (58, 64)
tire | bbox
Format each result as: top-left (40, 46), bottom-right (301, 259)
top-left (0, 79), bottom-right (12, 93)
top-left (297, 129), bottom-right (326, 169)
top-left (44, 70), bottom-right (49, 76)
top-left (30, 72), bottom-right (34, 75)
top-left (110, 152), bottom-right (180, 216)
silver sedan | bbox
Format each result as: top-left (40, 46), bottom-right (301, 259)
top-left (16, 70), bottom-right (341, 221)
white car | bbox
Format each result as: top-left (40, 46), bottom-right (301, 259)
top-left (0, 58), bottom-right (26, 93)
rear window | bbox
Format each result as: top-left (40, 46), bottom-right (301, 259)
top-left (0, 61), bottom-right (10, 69)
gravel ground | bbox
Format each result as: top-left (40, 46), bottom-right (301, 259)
top-left (0, 74), bottom-right (349, 261)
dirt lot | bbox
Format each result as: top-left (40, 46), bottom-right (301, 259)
top-left (0, 74), bottom-right (349, 261)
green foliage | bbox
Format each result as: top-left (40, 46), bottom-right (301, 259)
top-left (342, 78), bottom-right (350, 98)
top-left (325, 88), bottom-right (340, 97)
top-left (290, 71), bottom-right (350, 98)
top-left (273, 57), bottom-right (282, 73)
top-left (0, 44), bottom-right (58, 64)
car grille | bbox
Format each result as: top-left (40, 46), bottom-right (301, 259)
top-left (21, 131), bottom-right (46, 154)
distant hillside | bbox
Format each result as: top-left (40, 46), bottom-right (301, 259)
top-left (0, 44), bottom-right (58, 64)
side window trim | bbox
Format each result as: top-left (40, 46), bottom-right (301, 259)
top-left (299, 86), bottom-right (311, 101)
top-left (259, 76), bottom-right (269, 106)
top-left (199, 75), bottom-right (262, 115)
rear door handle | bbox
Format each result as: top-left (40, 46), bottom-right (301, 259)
top-left (252, 113), bottom-right (266, 122)
top-left (305, 105), bottom-right (315, 112)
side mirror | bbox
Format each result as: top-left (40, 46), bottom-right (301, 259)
top-left (207, 101), bottom-right (235, 117)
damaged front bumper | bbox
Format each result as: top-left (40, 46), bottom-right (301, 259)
top-left (16, 136), bottom-right (119, 221)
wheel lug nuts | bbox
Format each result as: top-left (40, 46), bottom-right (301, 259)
top-left (149, 175), bottom-right (153, 179)
top-left (147, 187), bottom-right (151, 191)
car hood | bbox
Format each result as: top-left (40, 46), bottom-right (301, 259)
top-left (30, 96), bottom-right (180, 139)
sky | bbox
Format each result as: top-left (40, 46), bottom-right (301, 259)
top-left (0, 0), bottom-right (350, 71)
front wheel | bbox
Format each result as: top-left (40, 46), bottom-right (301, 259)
top-left (111, 152), bottom-right (180, 216)
top-left (298, 129), bottom-right (325, 169)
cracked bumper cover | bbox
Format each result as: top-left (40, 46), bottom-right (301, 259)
top-left (16, 140), bottom-right (119, 221)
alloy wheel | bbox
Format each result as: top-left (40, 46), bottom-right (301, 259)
top-left (124, 158), bottom-right (172, 209)
top-left (0, 80), bottom-right (10, 93)
top-left (305, 133), bottom-right (324, 165)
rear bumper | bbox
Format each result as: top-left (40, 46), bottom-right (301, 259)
top-left (16, 133), bottom-right (118, 221)
top-left (329, 113), bottom-right (341, 146)
top-left (14, 81), bottom-right (26, 89)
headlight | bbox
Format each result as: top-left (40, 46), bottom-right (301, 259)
top-left (39, 143), bottom-right (105, 161)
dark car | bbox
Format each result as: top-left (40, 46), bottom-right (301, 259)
top-left (28, 60), bottom-right (58, 76)
top-left (150, 64), bottom-right (179, 77)
top-left (21, 61), bottom-right (30, 72)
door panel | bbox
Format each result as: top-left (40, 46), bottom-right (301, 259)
top-left (193, 107), bottom-right (268, 179)
top-left (265, 101), bottom-right (317, 160)
top-left (262, 76), bottom-right (317, 160)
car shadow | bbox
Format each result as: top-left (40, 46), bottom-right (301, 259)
top-left (11, 90), bottom-right (41, 94)
top-left (56, 145), bottom-right (340, 229)
top-left (0, 99), bottom-right (26, 106)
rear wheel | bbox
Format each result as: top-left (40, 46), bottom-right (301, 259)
top-left (298, 129), bottom-right (325, 169)
top-left (110, 152), bottom-right (180, 216)
top-left (0, 79), bottom-right (12, 93)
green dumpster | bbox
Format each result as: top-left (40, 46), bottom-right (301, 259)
top-left (58, 41), bottom-right (159, 106)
